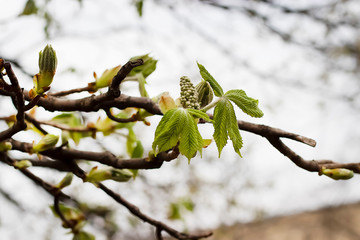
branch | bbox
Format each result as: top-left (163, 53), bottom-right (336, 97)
top-left (105, 108), bottom-right (138, 123)
top-left (9, 139), bottom-right (179, 170)
top-left (23, 92), bottom-right (162, 114)
top-left (49, 86), bottom-right (93, 97)
top-left (0, 62), bottom-right (27, 141)
top-left (266, 136), bottom-right (360, 174)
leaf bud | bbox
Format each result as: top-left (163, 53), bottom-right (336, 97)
top-left (14, 160), bottom-right (32, 169)
top-left (94, 65), bottom-right (121, 90)
top-left (56, 173), bottom-right (73, 189)
top-left (321, 168), bottom-right (354, 180)
top-left (32, 134), bottom-right (59, 153)
top-left (0, 141), bottom-right (12, 152)
top-left (195, 79), bottom-right (214, 108)
top-left (159, 92), bottom-right (176, 113)
top-left (85, 166), bottom-right (133, 183)
top-left (31, 44), bottom-right (57, 96)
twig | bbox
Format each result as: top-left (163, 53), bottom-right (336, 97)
top-left (107, 59), bottom-right (143, 98)
top-left (0, 62), bottom-right (27, 141)
top-left (98, 182), bottom-right (212, 240)
top-left (105, 108), bottom-right (138, 123)
top-left (9, 139), bottom-right (179, 170)
top-left (50, 86), bottom-right (93, 97)
top-left (24, 114), bottom-right (49, 135)
top-left (266, 136), bottom-right (360, 174)
top-left (24, 95), bottom-right (41, 111)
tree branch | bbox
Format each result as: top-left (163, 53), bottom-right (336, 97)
top-left (0, 62), bottom-right (27, 141)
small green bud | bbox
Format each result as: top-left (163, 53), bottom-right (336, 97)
top-left (321, 168), bottom-right (354, 180)
top-left (0, 141), bottom-right (12, 152)
top-left (159, 92), bottom-right (176, 113)
top-left (30, 44), bottom-right (57, 97)
top-left (93, 65), bottom-right (121, 89)
top-left (56, 173), bottom-right (73, 189)
top-left (50, 204), bottom-right (85, 229)
top-left (39, 44), bottom-right (57, 74)
top-left (85, 166), bottom-right (133, 183)
top-left (195, 80), bottom-right (214, 108)
top-left (32, 134), bottom-right (59, 153)
top-left (14, 160), bottom-right (32, 169)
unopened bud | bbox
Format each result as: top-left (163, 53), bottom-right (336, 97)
top-left (32, 44), bottom-right (57, 96)
top-left (14, 160), bottom-right (32, 169)
top-left (32, 134), bottom-right (59, 153)
top-left (159, 92), bottom-right (176, 113)
top-left (0, 141), bottom-right (12, 152)
top-left (195, 80), bottom-right (214, 108)
top-left (85, 166), bottom-right (133, 183)
top-left (321, 168), bottom-right (354, 180)
top-left (56, 173), bottom-right (73, 189)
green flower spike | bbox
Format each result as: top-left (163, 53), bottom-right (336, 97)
top-left (29, 44), bottom-right (57, 98)
top-left (180, 76), bottom-right (200, 110)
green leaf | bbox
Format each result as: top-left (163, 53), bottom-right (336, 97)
top-left (131, 141), bottom-right (144, 158)
top-left (136, 73), bottom-right (149, 97)
top-left (225, 89), bottom-right (264, 118)
top-left (152, 108), bottom-right (204, 161)
top-left (129, 54), bottom-right (157, 78)
top-left (226, 101), bottom-right (243, 157)
top-left (186, 108), bottom-right (211, 122)
top-left (213, 99), bottom-right (229, 157)
top-left (152, 108), bottom-right (186, 154)
top-left (178, 112), bottom-right (203, 161)
top-left (51, 113), bottom-right (88, 145)
top-left (20, 0), bottom-right (38, 16)
top-left (133, 0), bottom-right (144, 17)
top-left (168, 203), bottom-right (181, 220)
top-left (197, 62), bottom-right (224, 97)
top-left (213, 98), bottom-right (243, 157)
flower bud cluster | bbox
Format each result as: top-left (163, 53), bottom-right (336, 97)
top-left (180, 76), bottom-right (200, 110)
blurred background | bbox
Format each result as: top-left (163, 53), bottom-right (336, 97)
top-left (0, 0), bottom-right (360, 239)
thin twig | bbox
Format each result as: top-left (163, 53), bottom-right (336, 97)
top-left (98, 182), bottom-right (212, 240)
top-left (50, 86), bottom-right (93, 97)
top-left (105, 108), bottom-right (138, 123)
top-left (0, 62), bottom-right (27, 141)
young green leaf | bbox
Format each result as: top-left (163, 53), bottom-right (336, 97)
top-left (226, 101), bottom-right (243, 157)
top-left (213, 99), bottom-right (229, 156)
top-left (225, 89), bottom-right (264, 118)
top-left (152, 108), bottom-right (186, 154)
top-left (213, 98), bottom-right (243, 157)
top-left (186, 108), bottom-right (211, 122)
top-left (51, 113), bottom-right (87, 145)
top-left (197, 62), bottom-right (224, 97)
top-left (178, 112), bottom-right (203, 161)
top-left (152, 108), bottom-right (204, 161)
top-left (128, 54), bottom-right (157, 78)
